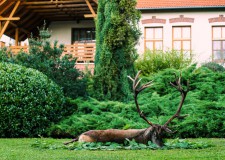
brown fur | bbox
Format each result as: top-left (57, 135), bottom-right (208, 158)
top-left (63, 126), bottom-right (164, 147)
top-left (81, 129), bottom-right (146, 143)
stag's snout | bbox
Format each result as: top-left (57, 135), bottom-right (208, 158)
top-left (144, 125), bottom-right (165, 147)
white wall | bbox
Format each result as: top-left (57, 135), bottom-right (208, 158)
top-left (0, 35), bottom-right (15, 46)
top-left (137, 11), bottom-right (225, 64)
top-left (48, 20), bottom-right (95, 45)
top-left (47, 12), bottom-right (225, 64)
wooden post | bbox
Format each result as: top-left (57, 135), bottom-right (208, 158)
top-left (0, 0), bottom-right (7, 6)
top-left (15, 28), bottom-right (19, 46)
top-left (0, 21), bottom-right (2, 33)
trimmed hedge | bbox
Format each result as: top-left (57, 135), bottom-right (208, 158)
top-left (0, 62), bottom-right (65, 137)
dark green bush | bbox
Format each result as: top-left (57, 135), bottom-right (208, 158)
top-left (135, 50), bottom-right (192, 76)
top-left (0, 47), bottom-right (13, 62)
top-left (11, 24), bottom-right (87, 99)
top-left (202, 62), bottom-right (225, 72)
top-left (0, 62), bottom-right (65, 137)
top-left (93, 0), bottom-right (141, 101)
top-left (49, 65), bottom-right (225, 138)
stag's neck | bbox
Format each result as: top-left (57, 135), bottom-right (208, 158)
top-left (132, 127), bottom-right (155, 144)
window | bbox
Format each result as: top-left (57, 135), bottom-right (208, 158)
top-left (144, 27), bottom-right (163, 51)
top-left (72, 28), bottom-right (95, 43)
top-left (212, 26), bottom-right (225, 62)
top-left (172, 26), bottom-right (191, 56)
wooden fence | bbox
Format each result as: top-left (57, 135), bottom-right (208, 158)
top-left (62, 43), bottom-right (95, 63)
top-left (9, 45), bottom-right (29, 54)
top-left (5, 43), bottom-right (95, 71)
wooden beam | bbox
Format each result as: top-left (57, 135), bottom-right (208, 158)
top-left (0, 17), bottom-right (20, 21)
top-left (21, 0), bottom-right (84, 5)
top-left (23, 15), bottom-right (42, 29)
top-left (85, 0), bottom-right (96, 18)
top-left (26, 4), bottom-right (88, 9)
top-left (0, 1), bottom-right (20, 38)
top-left (0, 0), bottom-right (7, 6)
top-left (84, 14), bottom-right (95, 18)
top-left (92, 0), bottom-right (98, 4)
top-left (0, 1), bottom-right (14, 15)
top-left (18, 12), bottom-right (36, 25)
top-left (0, 21), bottom-right (2, 33)
top-left (32, 7), bottom-right (95, 13)
top-left (0, 16), bottom-right (29, 36)
top-left (0, 16), bottom-right (30, 35)
top-left (15, 28), bottom-right (19, 46)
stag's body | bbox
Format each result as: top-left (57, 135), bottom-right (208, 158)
top-left (64, 125), bottom-right (164, 147)
top-left (79, 129), bottom-right (146, 143)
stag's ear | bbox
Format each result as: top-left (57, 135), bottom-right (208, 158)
top-left (163, 126), bottom-right (177, 134)
top-left (164, 127), bottom-right (173, 133)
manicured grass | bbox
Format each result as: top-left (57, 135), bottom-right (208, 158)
top-left (0, 138), bottom-right (224, 160)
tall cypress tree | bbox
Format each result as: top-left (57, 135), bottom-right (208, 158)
top-left (94, 0), bottom-right (141, 101)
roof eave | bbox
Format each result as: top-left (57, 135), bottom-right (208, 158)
top-left (137, 6), bottom-right (225, 10)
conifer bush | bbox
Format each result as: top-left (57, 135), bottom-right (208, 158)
top-left (12, 24), bottom-right (87, 99)
top-left (93, 0), bottom-right (141, 101)
top-left (201, 62), bottom-right (225, 72)
top-left (0, 62), bottom-right (65, 137)
top-left (49, 64), bottom-right (225, 138)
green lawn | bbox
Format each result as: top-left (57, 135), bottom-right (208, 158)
top-left (0, 138), bottom-right (224, 160)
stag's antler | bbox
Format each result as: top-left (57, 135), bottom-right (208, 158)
top-left (128, 70), bottom-right (154, 126)
top-left (163, 72), bottom-right (189, 133)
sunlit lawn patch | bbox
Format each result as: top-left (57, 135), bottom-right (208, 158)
top-left (0, 138), bottom-right (224, 160)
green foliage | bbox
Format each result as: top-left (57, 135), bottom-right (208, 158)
top-left (201, 62), bottom-right (225, 72)
top-left (11, 24), bottom-right (87, 98)
top-left (48, 98), bottom-right (143, 138)
top-left (32, 138), bottom-right (210, 151)
top-left (135, 50), bottom-right (192, 76)
top-left (0, 62), bottom-right (65, 137)
top-left (0, 47), bottom-right (13, 62)
top-left (93, 0), bottom-right (141, 101)
top-left (50, 64), bottom-right (225, 138)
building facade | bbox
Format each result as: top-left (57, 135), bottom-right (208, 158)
top-left (1, 0), bottom-right (225, 64)
top-left (47, 0), bottom-right (225, 64)
top-left (137, 12), bottom-right (225, 63)
top-left (136, 0), bottom-right (225, 63)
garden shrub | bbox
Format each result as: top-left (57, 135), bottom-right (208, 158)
top-left (93, 0), bottom-right (141, 101)
top-left (135, 50), bottom-right (192, 76)
top-left (0, 62), bottom-right (65, 137)
top-left (0, 47), bottom-right (13, 62)
top-left (201, 62), bottom-right (225, 72)
top-left (11, 24), bottom-right (87, 99)
top-left (49, 64), bottom-right (225, 138)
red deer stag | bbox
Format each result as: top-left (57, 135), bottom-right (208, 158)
top-left (64, 71), bottom-right (189, 147)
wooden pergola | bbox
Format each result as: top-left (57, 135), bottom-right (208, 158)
top-left (0, 0), bottom-right (98, 45)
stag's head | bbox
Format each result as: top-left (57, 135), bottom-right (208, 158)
top-left (128, 71), bottom-right (189, 147)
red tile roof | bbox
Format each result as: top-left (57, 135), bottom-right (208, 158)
top-left (137, 0), bottom-right (225, 9)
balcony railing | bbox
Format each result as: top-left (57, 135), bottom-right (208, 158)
top-left (5, 42), bottom-right (95, 72)
top-left (62, 43), bottom-right (95, 63)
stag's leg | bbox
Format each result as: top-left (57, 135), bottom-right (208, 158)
top-left (63, 137), bottom-right (78, 145)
